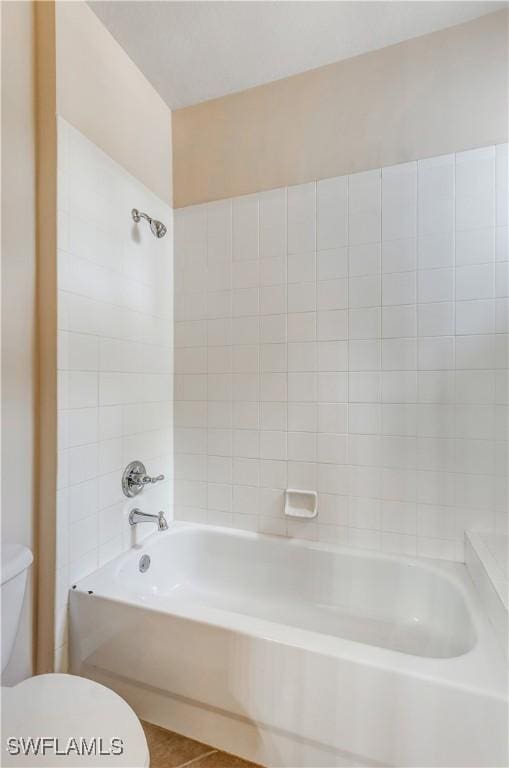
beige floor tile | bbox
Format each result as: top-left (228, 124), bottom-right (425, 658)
top-left (141, 721), bottom-right (213, 768)
top-left (190, 750), bottom-right (263, 768)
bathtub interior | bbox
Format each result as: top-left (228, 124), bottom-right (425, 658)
top-left (115, 527), bottom-right (476, 659)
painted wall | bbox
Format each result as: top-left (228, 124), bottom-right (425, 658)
top-left (0, 0), bottom-right (174, 675)
top-left (56, 0), bottom-right (172, 206)
top-left (174, 143), bottom-right (508, 560)
top-left (1, 0), bottom-right (36, 684)
top-left (173, 10), bottom-right (508, 207)
top-left (55, 118), bottom-right (173, 670)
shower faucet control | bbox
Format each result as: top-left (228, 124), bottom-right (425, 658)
top-left (122, 460), bottom-right (165, 498)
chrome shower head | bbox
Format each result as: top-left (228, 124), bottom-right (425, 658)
top-left (150, 218), bottom-right (167, 239)
top-left (132, 208), bottom-right (167, 239)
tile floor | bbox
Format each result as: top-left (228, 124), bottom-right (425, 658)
top-left (141, 721), bottom-right (263, 768)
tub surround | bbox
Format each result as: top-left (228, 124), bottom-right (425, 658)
top-left (56, 117), bottom-right (174, 671)
top-left (70, 522), bottom-right (508, 768)
top-left (174, 143), bottom-right (508, 562)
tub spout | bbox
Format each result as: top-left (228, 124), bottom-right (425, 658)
top-left (129, 508), bottom-right (168, 531)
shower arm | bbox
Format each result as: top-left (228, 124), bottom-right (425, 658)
top-left (132, 209), bottom-right (150, 224)
top-left (131, 207), bottom-right (167, 239)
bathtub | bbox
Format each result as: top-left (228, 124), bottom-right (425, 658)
top-left (70, 522), bottom-right (507, 768)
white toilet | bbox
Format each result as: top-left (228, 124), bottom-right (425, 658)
top-left (1, 544), bottom-right (149, 767)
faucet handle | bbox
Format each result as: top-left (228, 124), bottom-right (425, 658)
top-left (122, 460), bottom-right (165, 497)
top-left (141, 473), bottom-right (165, 485)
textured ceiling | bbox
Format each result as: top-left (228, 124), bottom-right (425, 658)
top-left (89, 1), bottom-right (506, 109)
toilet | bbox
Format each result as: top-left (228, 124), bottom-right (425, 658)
top-left (1, 544), bottom-right (149, 767)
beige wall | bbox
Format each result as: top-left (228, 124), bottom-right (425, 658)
top-left (55, 0), bottom-right (172, 205)
top-left (1, 0), bottom-right (37, 684)
top-left (173, 10), bottom-right (508, 207)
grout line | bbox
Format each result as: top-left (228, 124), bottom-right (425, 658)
top-left (177, 749), bottom-right (218, 768)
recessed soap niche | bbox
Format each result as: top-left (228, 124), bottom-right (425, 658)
top-left (284, 489), bottom-right (318, 519)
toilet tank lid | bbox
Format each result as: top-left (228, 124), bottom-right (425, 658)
top-left (1, 544), bottom-right (33, 585)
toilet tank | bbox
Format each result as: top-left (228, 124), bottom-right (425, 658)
top-left (1, 544), bottom-right (33, 673)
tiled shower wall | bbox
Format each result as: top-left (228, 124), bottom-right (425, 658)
top-left (56, 119), bottom-right (173, 668)
top-left (174, 144), bottom-right (508, 561)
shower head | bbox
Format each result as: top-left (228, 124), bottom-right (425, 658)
top-left (132, 208), bottom-right (167, 239)
top-left (150, 219), bottom-right (167, 239)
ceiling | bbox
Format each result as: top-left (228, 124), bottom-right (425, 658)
top-left (89, 1), bottom-right (506, 109)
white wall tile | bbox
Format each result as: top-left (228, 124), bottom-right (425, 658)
top-left (456, 228), bottom-right (494, 267)
top-left (288, 403), bottom-right (317, 432)
top-left (260, 256), bottom-right (286, 287)
top-left (317, 176), bottom-right (348, 250)
top-left (58, 331), bottom-right (99, 371)
top-left (418, 268), bottom-right (454, 303)
top-left (348, 169), bottom-right (381, 245)
top-left (456, 264), bottom-right (495, 301)
top-left (288, 252), bottom-right (316, 284)
top-left (382, 305), bottom-right (416, 339)
top-left (317, 247), bottom-right (348, 280)
top-left (260, 431), bottom-right (287, 461)
top-left (382, 371), bottom-right (417, 403)
top-left (56, 119), bottom-right (173, 657)
top-left (496, 143), bottom-right (508, 228)
top-left (317, 278), bottom-right (348, 310)
top-left (382, 339), bottom-right (417, 371)
top-left (287, 312), bottom-right (315, 342)
top-left (349, 497), bottom-right (380, 530)
top-left (260, 401), bottom-right (287, 431)
top-left (456, 146), bottom-right (495, 232)
top-left (207, 199), bottom-right (232, 264)
top-left (261, 314), bottom-right (287, 343)
top-left (62, 408), bottom-right (99, 448)
top-left (418, 232), bottom-right (454, 270)
top-left (318, 372), bottom-right (348, 403)
top-left (349, 308), bottom-right (380, 340)
top-left (382, 239), bottom-right (417, 274)
top-left (382, 162), bottom-right (417, 241)
top-left (349, 275), bottom-right (381, 309)
top-left (418, 303), bottom-right (454, 337)
top-left (456, 300), bottom-right (495, 335)
top-left (349, 340), bottom-right (381, 371)
top-left (288, 282), bottom-right (315, 313)
top-left (496, 261), bottom-right (509, 297)
top-left (382, 271), bottom-right (416, 306)
top-left (349, 372), bottom-right (381, 403)
top-left (260, 285), bottom-right (286, 315)
top-left (317, 310), bottom-right (347, 341)
top-left (173, 143), bottom-right (503, 563)
top-left (288, 341), bottom-right (317, 372)
top-left (288, 182), bottom-right (316, 254)
top-left (418, 337), bottom-right (454, 370)
top-left (232, 194), bottom-right (258, 261)
top-left (232, 259), bottom-right (257, 289)
top-left (259, 188), bottom-right (286, 259)
top-left (418, 371), bottom-right (455, 403)
top-left (233, 287), bottom-right (258, 317)
top-left (349, 404), bottom-right (381, 434)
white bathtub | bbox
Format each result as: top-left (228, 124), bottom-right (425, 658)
top-left (70, 522), bottom-right (507, 767)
